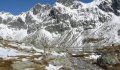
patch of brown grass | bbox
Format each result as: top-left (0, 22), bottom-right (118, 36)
top-left (28, 63), bottom-right (46, 70)
top-left (96, 45), bottom-right (120, 70)
top-left (0, 59), bottom-right (15, 70)
top-left (96, 45), bottom-right (120, 54)
top-left (32, 58), bottom-right (49, 66)
top-left (72, 53), bottom-right (90, 58)
top-left (28, 57), bottom-right (49, 70)
top-left (98, 63), bottom-right (120, 70)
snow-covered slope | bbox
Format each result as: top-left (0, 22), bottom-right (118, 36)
top-left (0, 0), bottom-right (120, 51)
top-left (0, 24), bottom-right (27, 41)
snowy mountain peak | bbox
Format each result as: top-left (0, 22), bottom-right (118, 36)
top-left (31, 3), bottom-right (51, 15)
top-left (0, 0), bottom-right (120, 51)
top-left (57, 0), bottom-right (79, 6)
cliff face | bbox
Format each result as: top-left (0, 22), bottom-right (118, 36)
top-left (98, 0), bottom-right (120, 15)
top-left (115, 0), bottom-right (120, 9)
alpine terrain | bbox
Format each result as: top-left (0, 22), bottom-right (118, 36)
top-left (0, 0), bottom-right (120, 70)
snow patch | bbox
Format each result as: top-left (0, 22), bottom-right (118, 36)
top-left (85, 53), bottom-right (101, 60)
top-left (46, 64), bottom-right (62, 70)
top-left (51, 51), bottom-right (66, 57)
top-left (0, 47), bottom-right (29, 58)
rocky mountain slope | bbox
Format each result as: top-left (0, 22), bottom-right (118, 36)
top-left (0, 0), bottom-right (120, 70)
top-left (0, 0), bottom-right (120, 52)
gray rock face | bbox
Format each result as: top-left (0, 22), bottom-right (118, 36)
top-left (33, 4), bottom-right (51, 15)
top-left (57, 0), bottom-right (79, 6)
top-left (33, 4), bottom-right (42, 15)
top-left (2, 17), bottom-right (13, 24)
top-left (9, 17), bottom-right (26, 29)
top-left (27, 24), bottom-right (40, 34)
top-left (49, 8), bottom-right (60, 20)
top-left (0, 17), bottom-right (2, 23)
top-left (0, 36), bottom-right (3, 40)
top-left (99, 0), bottom-right (120, 15)
top-left (45, 23), bottom-right (70, 33)
top-left (115, 0), bottom-right (120, 9)
top-left (43, 4), bottom-right (51, 11)
top-left (98, 1), bottom-right (113, 12)
top-left (112, 0), bottom-right (120, 15)
top-left (48, 8), bottom-right (72, 33)
top-left (25, 12), bottom-right (35, 24)
top-left (118, 30), bottom-right (120, 35)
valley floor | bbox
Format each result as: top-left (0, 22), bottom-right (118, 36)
top-left (0, 38), bottom-right (120, 70)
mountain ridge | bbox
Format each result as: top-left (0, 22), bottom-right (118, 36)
top-left (0, 0), bottom-right (119, 51)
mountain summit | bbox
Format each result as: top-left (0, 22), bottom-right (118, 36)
top-left (57, 0), bottom-right (79, 6)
